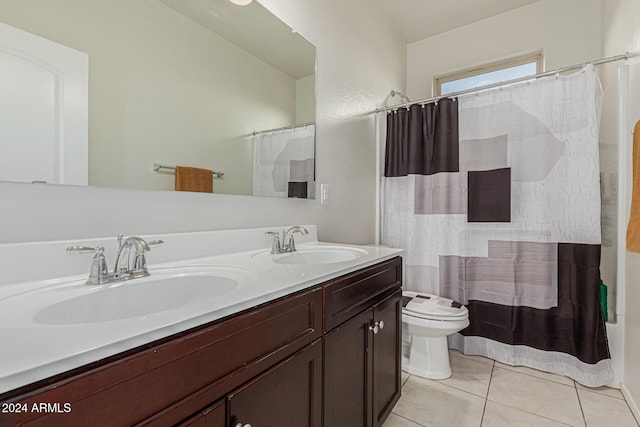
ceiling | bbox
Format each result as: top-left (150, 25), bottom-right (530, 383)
top-left (159, 0), bottom-right (316, 79)
top-left (371, 0), bottom-right (542, 43)
top-left (158, 0), bottom-right (542, 79)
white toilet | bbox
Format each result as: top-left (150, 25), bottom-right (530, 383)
top-left (401, 291), bottom-right (470, 380)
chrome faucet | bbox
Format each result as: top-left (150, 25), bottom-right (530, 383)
top-left (265, 226), bottom-right (309, 254)
top-left (66, 235), bottom-right (163, 285)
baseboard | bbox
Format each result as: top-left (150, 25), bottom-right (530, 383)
top-left (621, 383), bottom-right (640, 424)
top-left (606, 321), bottom-right (624, 387)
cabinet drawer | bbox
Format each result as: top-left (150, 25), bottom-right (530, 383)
top-left (1, 287), bottom-right (322, 427)
top-left (177, 399), bottom-right (225, 427)
top-left (324, 257), bottom-right (401, 331)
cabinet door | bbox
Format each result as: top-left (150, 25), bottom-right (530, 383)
top-left (228, 339), bottom-right (322, 427)
top-left (323, 308), bottom-right (374, 427)
top-left (373, 290), bottom-right (402, 426)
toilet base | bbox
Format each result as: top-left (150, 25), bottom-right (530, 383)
top-left (402, 335), bottom-right (452, 380)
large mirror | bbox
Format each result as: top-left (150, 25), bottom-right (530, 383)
top-left (0, 0), bottom-right (316, 198)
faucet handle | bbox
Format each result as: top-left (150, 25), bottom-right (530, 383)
top-left (286, 235), bottom-right (297, 252)
top-left (265, 231), bottom-right (282, 254)
top-left (66, 245), bottom-right (109, 285)
top-left (66, 245), bottom-right (104, 254)
top-left (131, 240), bottom-right (162, 275)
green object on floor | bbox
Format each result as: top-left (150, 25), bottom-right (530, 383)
top-left (600, 281), bottom-right (608, 322)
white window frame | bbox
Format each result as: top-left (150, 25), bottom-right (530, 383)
top-left (434, 52), bottom-right (544, 96)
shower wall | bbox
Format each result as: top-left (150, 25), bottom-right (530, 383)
top-left (598, 61), bottom-right (621, 322)
top-left (603, 0), bottom-right (640, 412)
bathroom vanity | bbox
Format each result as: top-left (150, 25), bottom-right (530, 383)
top-left (0, 227), bottom-right (402, 426)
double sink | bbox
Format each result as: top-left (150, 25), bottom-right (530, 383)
top-left (0, 230), bottom-right (397, 395)
top-left (34, 246), bottom-right (368, 324)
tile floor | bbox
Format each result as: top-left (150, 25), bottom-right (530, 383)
top-left (384, 350), bottom-right (639, 427)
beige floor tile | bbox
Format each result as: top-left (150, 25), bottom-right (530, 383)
top-left (436, 350), bottom-right (494, 398)
top-left (482, 400), bottom-right (574, 427)
top-left (494, 361), bottom-right (575, 386)
top-left (451, 349), bottom-right (495, 366)
top-left (383, 413), bottom-right (424, 427)
top-left (575, 382), bottom-right (624, 400)
top-left (578, 389), bottom-right (639, 427)
top-left (488, 367), bottom-right (584, 427)
top-left (394, 376), bottom-right (485, 427)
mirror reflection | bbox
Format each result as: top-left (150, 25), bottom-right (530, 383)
top-left (0, 0), bottom-right (316, 198)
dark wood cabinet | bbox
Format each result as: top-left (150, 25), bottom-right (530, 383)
top-left (324, 258), bottom-right (402, 427)
top-left (324, 290), bottom-right (402, 427)
top-left (0, 256), bottom-right (402, 427)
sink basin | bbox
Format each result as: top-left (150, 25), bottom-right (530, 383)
top-left (34, 266), bottom-right (244, 324)
top-left (271, 247), bottom-right (368, 265)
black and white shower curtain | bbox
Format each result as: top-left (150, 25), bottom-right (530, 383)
top-left (382, 64), bottom-right (614, 386)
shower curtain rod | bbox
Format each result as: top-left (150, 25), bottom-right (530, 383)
top-left (252, 121), bottom-right (315, 136)
top-left (370, 52), bottom-right (630, 114)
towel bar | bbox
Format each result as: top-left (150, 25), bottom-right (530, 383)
top-left (153, 163), bottom-right (224, 178)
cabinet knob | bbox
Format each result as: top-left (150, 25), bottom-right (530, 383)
top-left (234, 424), bottom-right (251, 427)
top-left (369, 322), bottom-right (379, 334)
top-left (369, 320), bottom-right (385, 334)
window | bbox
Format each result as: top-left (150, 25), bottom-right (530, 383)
top-left (435, 52), bottom-right (543, 96)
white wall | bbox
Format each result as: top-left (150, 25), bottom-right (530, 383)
top-left (602, 0), bottom-right (640, 416)
top-left (0, 0), bottom-right (300, 196)
top-left (296, 74), bottom-right (316, 124)
top-left (0, 0), bottom-right (405, 245)
top-left (406, 0), bottom-right (601, 100)
top-left (258, 0), bottom-right (406, 244)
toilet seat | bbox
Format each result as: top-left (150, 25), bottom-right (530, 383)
top-left (402, 291), bottom-right (468, 321)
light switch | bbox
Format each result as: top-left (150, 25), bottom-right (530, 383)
top-left (321, 184), bottom-right (330, 205)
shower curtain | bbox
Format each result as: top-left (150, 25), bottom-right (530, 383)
top-left (382, 64), bottom-right (614, 386)
top-left (253, 125), bottom-right (315, 198)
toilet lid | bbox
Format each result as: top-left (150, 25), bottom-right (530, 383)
top-left (402, 291), bottom-right (468, 319)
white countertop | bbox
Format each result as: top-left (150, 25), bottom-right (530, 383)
top-left (0, 232), bottom-right (402, 396)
